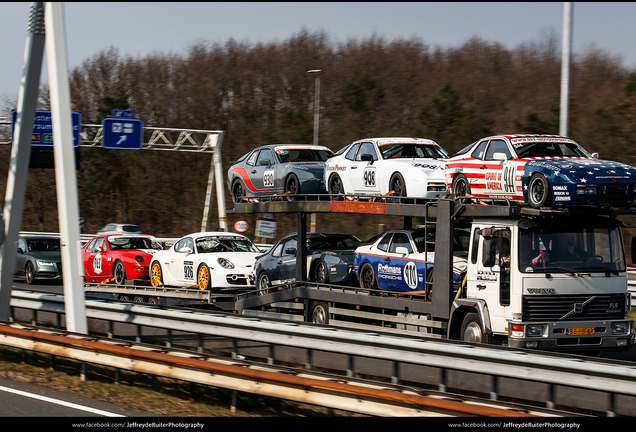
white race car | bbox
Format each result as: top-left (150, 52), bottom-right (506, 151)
top-left (149, 232), bottom-right (262, 291)
top-left (324, 137), bottom-right (450, 198)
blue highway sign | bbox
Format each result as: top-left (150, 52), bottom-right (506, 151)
top-left (11, 109), bottom-right (81, 146)
top-left (102, 118), bottom-right (144, 150)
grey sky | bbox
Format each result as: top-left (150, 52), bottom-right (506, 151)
top-left (1, 2), bottom-right (635, 108)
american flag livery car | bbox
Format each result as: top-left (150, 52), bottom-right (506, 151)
top-left (227, 144), bottom-right (334, 202)
top-left (445, 134), bottom-right (636, 208)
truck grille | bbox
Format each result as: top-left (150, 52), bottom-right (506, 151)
top-left (522, 294), bottom-right (626, 321)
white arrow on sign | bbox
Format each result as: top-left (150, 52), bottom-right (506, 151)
top-left (116, 135), bottom-right (127, 145)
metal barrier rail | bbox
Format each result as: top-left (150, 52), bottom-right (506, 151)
top-left (0, 322), bottom-right (557, 417)
top-left (8, 289), bottom-right (636, 416)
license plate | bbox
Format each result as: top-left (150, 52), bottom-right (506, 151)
top-left (566, 327), bottom-right (594, 335)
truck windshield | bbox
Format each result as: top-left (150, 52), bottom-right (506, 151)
top-left (518, 220), bottom-right (625, 273)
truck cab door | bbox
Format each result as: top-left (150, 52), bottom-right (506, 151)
top-left (470, 227), bottom-right (511, 333)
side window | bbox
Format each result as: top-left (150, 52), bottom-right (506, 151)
top-left (271, 242), bottom-right (283, 257)
top-left (18, 238), bottom-right (27, 252)
top-left (471, 228), bottom-right (480, 264)
top-left (389, 233), bottom-right (413, 254)
top-left (485, 139), bottom-right (512, 160)
top-left (247, 150), bottom-right (259, 166)
top-left (470, 140), bottom-right (489, 160)
top-left (175, 237), bottom-right (194, 254)
top-left (94, 238), bottom-right (106, 252)
top-left (377, 234), bottom-right (392, 252)
top-left (259, 148), bottom-right (274, 165)
top-left (356, 142), bottom-right (377, 161)
top-left (345, 143), bottom-right (360, 161)
top-left (282, 238), bottom-right (297, 256)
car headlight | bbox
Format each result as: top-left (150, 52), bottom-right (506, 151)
top-left (217, 258), bottom-right (235, 269)
top-left (37, 260), bottom-right (56, 267)
top-left (575, 183), bottom-right (596, 194)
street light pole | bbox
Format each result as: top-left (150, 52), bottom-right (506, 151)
top-left (308, 69), bottom-right (321, 233)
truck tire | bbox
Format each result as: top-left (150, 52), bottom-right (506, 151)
top-left (309, 301), bottom-right (329, 324)
top-left (312, 259), bottom-right (330, 284)
top-left (359, 263), bottom-right (377, 290)
top-left (114, 260), bottom-right (127, 285)
top-left (150, 262), bottom-right (163, 287)
top-left (460, 312), bottom-right (490, 344)
top-left (197, 264), bottom-right (210, 290)
top-left (119, 295), bottom-right (131, 302)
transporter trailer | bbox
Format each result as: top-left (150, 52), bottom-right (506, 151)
top-left (88, 194), bottom-right (636, 353)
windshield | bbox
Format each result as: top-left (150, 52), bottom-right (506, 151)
top-left (195, 236), bottom-right (260, 253)
top-left (518, 220), bottom-right (625, 273)
top-left (379, 143), bottom-right (449, 160)
top-left (108, 237), bottom-right (162, 250)
top-left (307, 235), bottom-right (360, 250)
top-left (276, 148), bottom-right (333, 162)
top-left (26, 238), bottom-right (60, 252)
top-left (512, 141), bottom-right (591, 158)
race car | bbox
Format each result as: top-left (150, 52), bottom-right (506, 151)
top-left (354, 228), bottom-right (468, 294)
top-left (149, 232), bottom-right (262, 291)
top-left (446, 134), bottom-right (636, 208)
top-left (324, 137), bottom-right (450, 198)
top-left (254, 232), bottom-right (361, 290)
top-left (83, 234), bottom-right (163, 284)
top-left (227, 144), bottom-right (334, 202)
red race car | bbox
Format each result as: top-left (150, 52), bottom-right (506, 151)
top-left (83, 234), bottom-right (163, 284)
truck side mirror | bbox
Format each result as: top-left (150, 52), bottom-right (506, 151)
top-left (631, 237), bottom-right (636, 264)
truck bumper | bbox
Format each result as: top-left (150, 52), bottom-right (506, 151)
top-left (507, 319), bottom-right (635, 352)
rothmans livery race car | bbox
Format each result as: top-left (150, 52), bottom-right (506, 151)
top-left (227, 144), bottom-right (334, 202)
top-left (149, 232), bottom-right (262, 291)
top-left (324, 137), bottom-right (450, 198)
top-left (446, 134), bottom-right (636, 208)
top-left (354, 228), bottom-right (468, 294)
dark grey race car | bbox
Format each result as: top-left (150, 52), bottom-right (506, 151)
top-left (227, 144), bottom-right (334, 202)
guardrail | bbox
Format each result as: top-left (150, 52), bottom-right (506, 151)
top-left (8, 289), bottom-right (636, 416)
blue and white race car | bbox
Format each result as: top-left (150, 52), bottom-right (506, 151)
top-left (354, 228), bottom-right (468, 294)
top-left (324, 137), bottom-right (450, 198)
top-left (446, 134), bottom-right (636, 208)
top-left (227, 144), bottom-right (334, 202)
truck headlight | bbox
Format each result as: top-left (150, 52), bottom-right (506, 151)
top-left (611, 322), bottom-right (628, 335)
top-left (525, 324), bottom-right (544, 337)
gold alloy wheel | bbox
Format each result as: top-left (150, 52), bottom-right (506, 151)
top-left (197, 265), bottom-right (210, 290)
top-left (150, 262), bottom-right (162, 287)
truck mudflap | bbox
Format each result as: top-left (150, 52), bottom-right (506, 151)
top-left (506, 319), bottom-right (635, 351)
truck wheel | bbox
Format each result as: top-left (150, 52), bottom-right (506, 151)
top-left (528, 173), bottom-right (551, 208)
top-left (460, 312), bottom-right (490, 344)
top-left (359, 263), bottom-right (377, 290)
top-left (197, 264), bottom-right (210, 290)
top-left (452, 174), bottom-right (471, 196)
top-left (114, 261), bottom-right (127, 285)
top-left (150, 262), bottom-right (163, 287)
top-left (312, 259), bottom-right (330, 284)
top-left (119, 295), bottom-right (131, 302)
top-left (134, 296), bottom-right (145, 303)
top-left (309, 301), bottom-right (329, 324)
top-left (390, 173), bottom-right (407, 197)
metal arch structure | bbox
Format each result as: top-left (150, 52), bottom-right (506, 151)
top-left (78, 124), bottom-right (228, 233)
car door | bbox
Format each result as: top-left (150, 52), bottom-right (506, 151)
top-left (351, 142), bottom-right (381, 194)
top-left (248, 148), bottom-right (278, 195)
top-left (84, 237), bottom-right (107, 281)
top-left (273, 237), bottom-right (298, 283)
top-left (15, 237), bottom-right (29, 277)
top-left (383, 232), bottom-right (418, 291)
top-left (169, 237), bottom-right (196, 285)
top-left (481, 139), bottom-right (518, 198)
